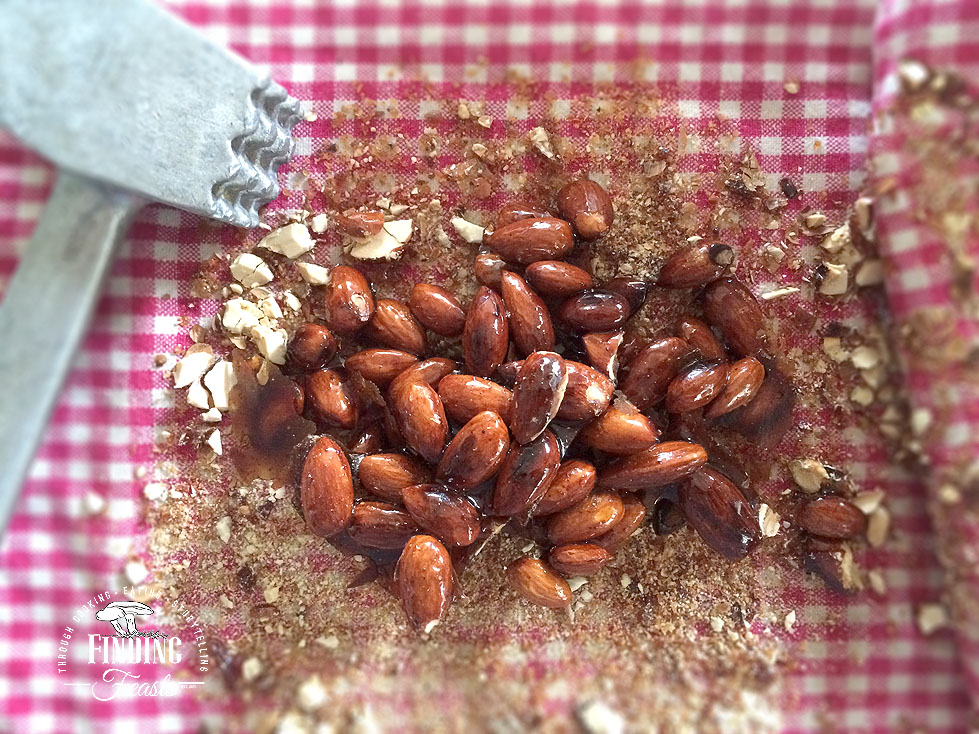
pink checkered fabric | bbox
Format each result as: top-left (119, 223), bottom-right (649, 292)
top-left (0, 1), bottom-right (976, 732)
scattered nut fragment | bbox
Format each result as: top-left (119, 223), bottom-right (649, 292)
top-left (264, 586), bottom-right (280, 604)
top-left (186, 379), bottom-right (210, 409)
top-left (309, 213), bottom-right (329, 233)
top-left (230, 252), bottom-right (274, 287)
top-left (577, 700), bottom-right (625, 734)
top-left (241, 656), bottom-right (263, 683)
top-left (257, 222), bottom-right (315, 259)
top-left (83, 491), bottom-right (106, 516)
top-left (250, 325), bottom-right (288, 365)
top-left (172, 345), bottom-right (214, 388)
top-left (853, 196), bottom-right (874, 233)
top-left (203, 360), bottom-right (237, 411)
top-left (297, 676), bottom-right (327, 712)
top-left (868, 570), bottom-right (887, 595)
top-left (821, 224), bottom-right (850, 254)
top-left (789, 459), bottom-right (829, 493)
top-left (910, 407), bottom-right (933, 436)
top-left (916, 603), bottom-right (949, 635)
top-left (758, 503), bottom-right (781, 537)
top-left (817, 262), bottom-right (849, 296)
top-left (206, 429), bottom-right (223, 455)
top-left (851, 489), bottom-right (885, 515)
top-left (215, 515), bottom-right (232, 543)
top-left (529, 126), bottom-right (556, 159)
top-left (850, 385), bottom-right (874, 406)
top-left (784, 80), bottom-right (799, 94)
top-left (709, 616), bottom-right (725, 632)
top-left (784, 610), bottom-right (796, 632)
top-left (822, 337), bottom-right (849, 363)
top-left (297, 262), bottom-right (331, 285)
top-left (760, 286), bottom-right (800, 300)
top-left (222, 298), bottom-right (263, 335)
top-left (348, 219), bottom-right (413, 261)
top-left (899, 59), bottom-right (931, 91)
top-left (450, 216), bottom-right (486, 243)
top-left (866, 507), bottom-right (890, 548)
top-left (850, 345), bottom-right (880, 370)
top-left (125, 560), bottom-right (149, 585)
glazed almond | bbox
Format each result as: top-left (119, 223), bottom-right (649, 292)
top-left (348, 423), bottom-right (384, 454)
top-left (524, 261), bottom-right (594, 298)
top-left (409, 284), bottom-right (466, 337)
top-left (501, 271), bottom-right (555, 355)
top-left (490, 431), bottom-right (561, 517)
top-left (345, 348), bottom-right (418, 387)
top-left (484, 217), bottom-right (574, 264)
top-left (547, 491), bottom-right (624, 545)
top-left (436, 411), bottom-right (510, 490)
top-left (402, 484), bottom-right (481, 547)
top-left (301, 436), bottom-right (354, 536)
top-left (463, 286), bottom-right (509, 377)
top-left (507, 557), bottom-right (572, 609)
top-left (554, 360), bottom-right (614, 422)
top-left (337, 209), bottom-right (385, 238)
top-left (324, 265), bottom-right (375, 335)
top-left (358, 453), bottom-right (432, 502)
top-left (396, 535), bottom-right (453, 630)
top-left (702, 277), bottom-right (765, 356)
top-left (704, 356), bottom-right (765, 419)
top-left (438, 374), bottom-right (514, 425)
top-left (619, 337), bottom-right (692, 410)
top-left (347, 501), bottom-right (418, 549)
top-left (306, 368), bottom-right (359, 429)
top-left (601, 277), bottom-right (647, 314)
top-left (797, 497), bottom-right (867, 539)
top-left (577, 407), bottom-right (659, 454)
top-left (581, 330), bottom-right (624, 381)
top-left (678, 466), bottom-right (759, 560)
top-left (365, 299), bottom-right (428, 355)
top-left (474, 251), bottom-right (509, 289)
top-left (666, 361), bottom-right (729, 414)
top-left (597, 441), bottom-right (708, 491)
top-left (592, 494), bottom-right (647, 551)
top-left (558, 290), bottom-right (631, 333)
top-left (388, 357), bottom-right (458, 395)
top-left (556, 179), bottom-right (614, 240)
top-left (389, 377), bottom-right (448, 464)
top-left (549, 544), bottom-right (613, 576)
top-left (511, 351), bottom-right (568, 444)
top-left (533, 460), bottom-right (597, 516)
top-left (496, 202), bottom-right (553, 229)
top-left (288, 324), bottom-right (338, 371)
top-left (676, 316), bottom-right (726, 362)
top-left (657, 242), bottom-right (734, 288)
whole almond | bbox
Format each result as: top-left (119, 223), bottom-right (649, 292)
top-left (548, 544), bottom-right (613, 576)
top-left (704, 356), bottom-right (765, 418)
top-left (797, 497), bottom-right (867, 539)
top-left (554, 360), bottom-right (614, 422)
top-left (474, 251), bottom-right (510, 289)
top-left (358, 453), bottom-right (433, 502)
top-left (598, 441), bottom-right (708, 491)
top-left (547, 491), bottom-right (624, 545)
top-left (365, 299), bottom-right (428, 355)
top-left (556, 179), bottom-right (614, 240)
top-left (533, 460), bottom-right (597, 516)
top-left (347, 501), bottom-right (418, 549)
top-left (511, 352), bottom-right (568, 444)
top-left (388, 357), bottom-right (459, 395)
top-left (463, 286), bottom-right (509, 377)
top-left (620, 337), bottom-right (693, 410)
top-left (524, 261), bottom-right (594, 298)
top-left (618, 330), bottom-right (645, 366)
top-left (409, 284), bottom-right (466, 337)
top-left (657, 242), bottom-right (735, 288)
top-left (301, 436), bottom-right (354, 536)
top-left (306, 368), bottom-right (359, 429)
top-left (666, 361), bottom-right (729, 414)
top-left (348, 423), bottom-right (384, 454)
top-left (402, 484), bottom-right (481, 547)
top-left (558, 290), bottom-right (631, 333)
top-left (577, 408), bottom-right (659, 454)
top-left (484, 217), bottom-right (574, 264)
top-left (389, 377), bottom-right (448, 463)
top-left (345, 348), bottom-right (418, 387)
top-left (581, 330), bottom-right (624, 381)
top-left (676, 316), bottom-right (726, 362)
top-left (718, 367), bottom-right (795, 445)
top-left (601, 277), bottom-right (648, 314)
top-left (803, 547), bottom-right (853, 595)
top-left (496, 202), bottom-right (553, 229)
top-left (501, 271), bottom-right (555, 355)
top-left (437, 411), bottom-right (510, 490)
top-left (678, 466), bottom-right (759, 560)
top-left (593, 495), bottom-right (647, 551)
top-left (324, 265), bottom-right (375, 335)
top-left (337, 209), bottom-right (385, 238)
top-left (438, 374), bottom-right (514, 424)
top-left (288, 323), bottom-right (338, 371)
top-left (496, 359), bottom-right (523, 387)
top-left (396, 535), bottom-right (453, 631)
top-left (491, 431), bottom-right (561, 517)
top-left (702, 277), bottom-right (765, 356)
top-left (507, 557), bottom-right (572, 608)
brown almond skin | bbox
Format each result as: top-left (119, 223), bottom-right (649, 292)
top-left (554, 361), bottom-right (614, 422)
top-left (507, 557), bottom-right (572, 609)
top-left (548, 544), bottom-right (613, 576)
top-left (598, 441), bottom-right (708, 491)
top-left (438, 374), bottom-right (514, 425)
top-left (347, 501), bottom-right (418, 549)
top-left (288, 324), bottom-right (338, 371)
top-left (524, 261), bottom-right (594, 298)
top-left (556, 179), bottom-right (614, 240)
top-left (337, 209), bottom-right (385, 238)
top-left (678, 466), bottom-right (759, 560)
top-left (666, 361), bottom-right (729, 414)
top-left (577, 408), bottom-right (659, 454)
top-left (389, 377), bottom-right (448, 463)
top-left (511, 352), bottom-right (568, 444)
top-left (402, 484), bottom-right (481, 547)
top-left (547, 491), bottom-right (624, 545)
top-left (436, 411), bottom-right (510, 490)
top-left (396, 535), bottom-right (453, 630)
top-left (301, 436), bottom-right (354, 536)
top-left (797, 497), bottom-right (868, 539)
top-left (388, 357), bottom-right (459, 395)
top-left (619, 337), bottom-right (693, 410)
top-left (582, 331), bottom-right (624, 380)
top-left (702, 277), bottom-right (765, 356)
top-left (496, 203), bottom-right (552, 229)
top-left (325, 265), bottom-right (375, 335)
top-left (484, 217), bottom-right (574, 264)
top-left (719, 367), bottom-right (795, 445)
top-left (558, 290), bottom-right (631, 333)
top-left (463, 286), bottom-right (509, 377)
top-left (365, 299), bottom-right (428, 355)
top-left (358, 453), bottom-right (432, 502)
top-left (501, 271), bottom-right (555, 355)
top-left (306, 368), bottom-right (359, 429)
top-left (602, 277), bottom-right (648, 314)
top-left (676, 316), bottom-right (727, 362)
top-left (345, 348), bottom-right (418, 387)
top-left (491, 432), bottom-right (561, 517)
top-left (534, 460), bottom-right (597, 516)
top-left (474, 251), bottom-right (510, 290)
top-left (593, 495), bottom-right (647, 551)
top-left (657, 242), bottom-right (735, 288)
top-left (409, 284), bottom-right (466, 337)
top-left (704, 356), bottom-right (765, 418)
top-left (496, 359), bottom-right (523, 387)
top-left (348, 423), bottom-right (384, 454)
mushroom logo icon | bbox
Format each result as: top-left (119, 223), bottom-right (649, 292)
top-left (95, 601), bottom-right (156, 638)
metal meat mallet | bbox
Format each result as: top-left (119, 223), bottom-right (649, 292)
top-left (0, 0), bottom-right (301, 531)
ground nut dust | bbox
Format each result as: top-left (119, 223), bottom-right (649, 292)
top-left (147, 84), bottom-right (906, 734)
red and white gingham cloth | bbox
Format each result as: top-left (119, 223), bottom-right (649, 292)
top-left (1, 1), bottom-right (977, 732)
